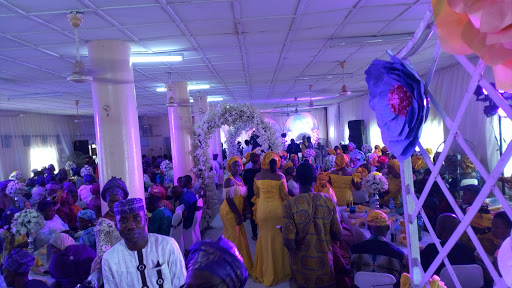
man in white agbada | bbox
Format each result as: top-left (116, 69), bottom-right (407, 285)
top-left (102, 198), bottom-right (186, 288)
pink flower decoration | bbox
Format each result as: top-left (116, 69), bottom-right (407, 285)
top-left (388, 84), bottom-right (413, 117)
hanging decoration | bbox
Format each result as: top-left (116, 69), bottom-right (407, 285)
top-left (193, 104), bottom-right (281, 223)
top-left (365, 52), bottom-right (430, 162)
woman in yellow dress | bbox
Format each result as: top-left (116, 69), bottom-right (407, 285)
top-left (386, 159), bottom-right (402, 208)
top-left (329, 154), bottom-right (362, 206)
top-left (219, 156), bottom-right (253, 271)
top-left (252, 152), bottom-right (291, 286)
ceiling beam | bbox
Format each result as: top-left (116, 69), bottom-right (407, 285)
top-left (263, 0), bottom-right (307, 104)
top-left (158, 0), bottom-right (234, 101)
top-left (278, 0), bottom-right (368, 104)
top-left (0, 1), bottom-right (157, 96)
top-left (79, 0), bottom-right (189, 85)
top-left (232, 0), bottom-right (251, 102)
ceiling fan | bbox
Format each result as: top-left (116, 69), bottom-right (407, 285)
top-left (73, 100), bottom-right (87, 122)
top-left (67, 11), bottom-right (92, 84)
top-left (338, 61), bottom-right (350, 96)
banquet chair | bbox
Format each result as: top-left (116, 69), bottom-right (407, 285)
top-left (439, 264), bottom-right (484, 288)
top-left (183, 198), bottom-right (203, 250)
top-left (354, 271), bottom-right (397, 288)
top-left (170, 204), bottom-right (185, 255)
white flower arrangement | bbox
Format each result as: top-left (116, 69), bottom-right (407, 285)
top-left (9, 171), bottom-right (23, 181)
top-left (6, 181), bottom-right (26, 198)
top-left (323, 155), bottom-right (336, 171)
top-left (160, 160), bottom-right (173, 173)
top-left (80, 165), bottom-right (93, 177)
top-left (362, 172), bottom-right (389, 195)
top-left (193, 104), bottom-right (281, 223)
top-left (304, 148), bottom-right (316, 159)
top-left (65, 161), bottom-right (76, 170)
top-left (10, 209), bottom-right (45, 236)
top-left (361, 144), bottom-right (373, 155)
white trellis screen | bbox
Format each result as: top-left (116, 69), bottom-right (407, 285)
top-left (396, 8), bottom-right (512, 288)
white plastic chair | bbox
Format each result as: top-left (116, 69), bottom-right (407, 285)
top-left (354, 271), bottom-right (397, 288)
top-left (170, 204), bottom-right (184, 255)
top-left (439, 264), bottom-right (484, 288)
top-left (183, 198), bottom-right (203, 250)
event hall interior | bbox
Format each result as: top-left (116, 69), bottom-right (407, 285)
top-left (0, 0), bottom-right (512, 288)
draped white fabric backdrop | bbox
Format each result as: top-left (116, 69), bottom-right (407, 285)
top-left (326, 61), bottom-right (509, 173)
top-left (0, 113), bottom-right (95, 179)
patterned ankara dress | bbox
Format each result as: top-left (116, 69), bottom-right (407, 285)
top-left (282, 193), bottom-right (342, 288)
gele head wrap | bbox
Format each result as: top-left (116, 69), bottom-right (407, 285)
top-left (186, 236), bottom-right (248, 288)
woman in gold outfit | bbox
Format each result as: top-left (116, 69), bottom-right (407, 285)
top-left (252, 152), bottom-right (291, 286)
top-left (329, 154), bottom-right (362, 206)
top-left (219, 156), bottom-right (253, 271)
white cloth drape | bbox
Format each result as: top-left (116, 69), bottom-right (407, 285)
top-left (0, 112), bottom-right (95, 179)
top-left (326, 62), bottom-right (504, 172)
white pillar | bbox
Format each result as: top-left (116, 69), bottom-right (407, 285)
top-left (167, 82), bottom-right (195, 185)
top-left (208, 103), bottom-right (223, 159)
top-left (88, 39), bottom-right (145, 213)
top-left (211, 128), bottom-right (222, 159)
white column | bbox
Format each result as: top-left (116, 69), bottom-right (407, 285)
top-left (211, 128), bottom-right (222, 159)
top-left (167, 82), bottom-right (195, 185)
top-left (88, 39), bottom-right (144, 213)
top-left (207, 103), bottom-right (223, 159)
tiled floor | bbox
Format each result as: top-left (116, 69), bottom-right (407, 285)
top-left (202, 213), bottom-right (290, 288)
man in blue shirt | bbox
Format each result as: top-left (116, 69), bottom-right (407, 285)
top-left (177, 175), bottom-right (197, 230)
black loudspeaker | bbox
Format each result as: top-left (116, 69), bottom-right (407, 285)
top-left (73, 140), bottom-right (90, 155)
top-left (348, 120), bottom-right (366, 149)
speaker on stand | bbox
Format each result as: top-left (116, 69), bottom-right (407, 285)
top-left (73, 140), bottom-right (90, 155)
top-left (347, 120), bottom-right (367, 149)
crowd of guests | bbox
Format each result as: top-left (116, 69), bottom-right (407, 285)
top-left (218, 141), bottom-right (512, 288)
top-left (0, 156), bottom-right (249, 288)
top-left (1, 139), bottom-right (511, 288)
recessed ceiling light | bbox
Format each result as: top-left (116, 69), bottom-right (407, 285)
top-left (188, 84), bottom-right (210, 90)
top-left (131, 53), bottom-right (183, 63)
top-left (207, 96), bottom-right (223, 102)
top-left (156, 84), bottom-right (211, 92)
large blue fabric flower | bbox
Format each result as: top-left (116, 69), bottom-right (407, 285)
top-left (365, 52), bottom-right (429, 162)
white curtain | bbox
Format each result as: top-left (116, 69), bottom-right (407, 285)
top-left (0, 112), bottom-right (95, 180)
top-left (325, 61), bottom-right (503, 172)
top-left (429, 63), bottom-right (502, 172)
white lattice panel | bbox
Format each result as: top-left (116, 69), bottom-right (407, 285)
top-left (397, 8), bottom-right (512, 288)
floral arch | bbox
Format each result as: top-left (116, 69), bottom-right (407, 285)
top-left (193, 104), bottom-right (281, 223)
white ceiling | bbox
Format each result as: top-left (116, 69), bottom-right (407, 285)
top-left (0, 0), bottom-right (457, 116)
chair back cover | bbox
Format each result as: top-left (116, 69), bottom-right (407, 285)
top-left (170, 204), bottom-right (185, 254)
top-left (183, 198), bottom-right (203, 250)
top-left (439, 264), bottom-right (484, 288)
top-left (354, 271), bottom-right (396, 288)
